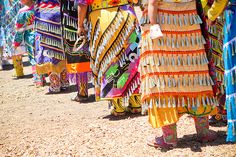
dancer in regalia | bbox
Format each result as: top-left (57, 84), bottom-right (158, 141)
top-left (201, 0), bottom-right (227, 124)
top-left (61, 0), bottom-right (91, 102)
top-left (0, 0), bottom-right (22, 76)
top-left (13, 0), bottom-right (45, 86)
top-left (140, 0), bottom-right (219, 148)
top-left (206, 0), bottom-right (236, 143)
top-left (35, 0), bottom-right (69, 93)
top-left (77, 0), bottom-right (142, 115)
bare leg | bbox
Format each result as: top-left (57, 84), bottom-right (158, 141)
top-left (148, 0), bottom-right (158, 24)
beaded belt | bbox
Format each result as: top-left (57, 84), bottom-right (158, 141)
top-left (91, 0), bottom-right (129, 11)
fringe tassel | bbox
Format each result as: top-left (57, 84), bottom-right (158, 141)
top-left (64, 29), bottom-right (77, 41)
top-left (145, 95), bottom-right (217, 109)
top-left (90, 20), bottom-right (100, 55)
top-left (140, 13), bottom-right (202, 26)
top-left (142, 34), bottom-right (206, 52)
top-left (91, 11), bottom-right (124, 60)
top-left (47, 50), bottom-right (65, 60)
top-left (141, 74), bottom-right (215, 95)
top-left (224, 39), bottom-right (236, 86)
top-left (225, 67), bottom-right (236, 86)
top-left (35, 20), bottom-right (62, 35)
top-left (64, 14), bottom-right (78, 29)
top-left (41, 36), bottom-right (63, 49)
top-left (140, 53), bottom-right (209, 70)
top-left (96, 15), bottom-right (135, 76)
top-left (122, 77), bottom-right (140, 107)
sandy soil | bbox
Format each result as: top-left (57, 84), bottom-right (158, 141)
top-left (0, 7), bottom-right (236, 157)
top-left (0, 56), bottom-right (236, 157)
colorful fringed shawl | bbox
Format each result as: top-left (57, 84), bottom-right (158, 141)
top-left (0, 1), bottom-right (6, 47)
top-left (88, 2), bottom-right (141, 101)
top-left (223, 2), bottom-right (236, 142)
top-left (208, 17), bottom-right (225, 94)
top-left (140, 1), bottom-right (218, 128)
top-left (13, 5), bottom-right (36, 65)
top-left (61, 0), bottom-right (91, 82)
top-left (0, 27), bottom-right (4, 47)
top-left (35, 0), bottom-right (66, 74)
top-left (196, 0), bottom-right (219, 96)
top-left (0, 0), bottom-right (21, 57)
top-left (200, 0), bottom-right (226, 118)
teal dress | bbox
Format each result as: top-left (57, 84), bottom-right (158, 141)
top-left (0, 27), bottom-right (5, 47)
top-left (0, 0), bottom-right (21, 56)
top-left (223, 1), bottom-right (236, 142)
top-left (13, 5), bottom-right (44, 85)
top-left (0, 0), bottom-right (7, 47)
top-left (13, 5), bottom-right (36, 65)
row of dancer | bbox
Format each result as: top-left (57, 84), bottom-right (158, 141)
top-left (1, 0), bottom-right (236, 148)
top-left (0, 0), bottom-right (142, 115)
top-left (77, 0), bottom-right (236, 146)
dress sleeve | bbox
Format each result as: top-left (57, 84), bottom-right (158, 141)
top-left (13, 11), bottom-right (25, 47)
top-left (207, 0), bottom-right (228, 21)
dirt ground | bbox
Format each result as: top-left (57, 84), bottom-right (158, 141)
top-left (0, 7), bottom-right (236, 157)
top-left (0, 56), bottom-right (236, 157)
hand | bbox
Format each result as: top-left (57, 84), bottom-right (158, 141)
top-left (150, 24), bottom-right (163, 39)
top-left (77, 26), bottom-right (86, 36)
top-left (141, 5), bottom-right (148, 15)
top-left (207, 19), bottom-right (216, 26)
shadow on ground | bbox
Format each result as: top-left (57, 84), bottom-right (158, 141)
top-left (102, 112), bottom-right (146, 121)
top-left (23, 61), bottom-right (31, 67)
top-left (2, 60), bottom-right (31, 71)
top-left (70, 94), bottom-right (96, 103)
top-left (156, 130), bottom-right (228, 152)
top-left (44, 85), bottom-right (78, 95)
top-left (2, 64), bottom-right (13, 71)
top-left (210, 121), bottom-right (227, 127)
top-left (11, 74), bottom-right (33, 80)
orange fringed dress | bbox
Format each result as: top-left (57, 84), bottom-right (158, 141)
top-left (140, 0), bottom-right (218, 128)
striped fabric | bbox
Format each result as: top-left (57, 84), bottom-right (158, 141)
top-left (89, 5), bottom-right (141, 103)
top-left (140, 1), bottom-right (218, 128)
top-left (223, 3), bottom-right (236, 142)
top-left (35, 0), bottom-right (66, 75)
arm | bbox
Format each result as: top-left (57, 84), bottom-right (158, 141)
top-left (207, 0), bottom-right (228, 21)
top-left (77, 3), bottom-right (88, 35)
top-left (148, 0), bottom-right (158, 24)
